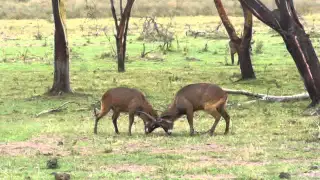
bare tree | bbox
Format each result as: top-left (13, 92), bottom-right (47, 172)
top-left (50, 0), bottom-right (71, 94)
top-left (240, 0), bottom-right (320, 106)
top-left (214, 0), bottom-right (255, 79)
top-left (110, 0), bottom-right (135, 72)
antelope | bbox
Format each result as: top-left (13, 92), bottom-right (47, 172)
top-left (142, 83), bottom-right (230, 136)
top-left (229, 40), bottom-right (238, 65)
top-left (229, 40), bottom-right (255, 65)
top-left (93, 87), bottom-right (159, 136)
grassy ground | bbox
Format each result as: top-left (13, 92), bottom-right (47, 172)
top-left (0, 16), bottom-right (319, 180)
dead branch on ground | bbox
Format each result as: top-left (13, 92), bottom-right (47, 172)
top-left (35, 101), bottom-right (80, 117)
top-left (223, 88), bottom-right (309, 102)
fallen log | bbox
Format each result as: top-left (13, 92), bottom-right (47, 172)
top-left (223, 88), bottom-right (309, 102)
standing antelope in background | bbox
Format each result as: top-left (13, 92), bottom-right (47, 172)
top-left (143, 83), bottom-right (230, 136)
top-left (93, 87), bottom-right (159, 136)
top-left (229, 40), bottom-right (238, 65)
top-left (229, 39), bottom-right (255, 65)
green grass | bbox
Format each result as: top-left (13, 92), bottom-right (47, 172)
top-left (0, 16), bottom-right (319, 180)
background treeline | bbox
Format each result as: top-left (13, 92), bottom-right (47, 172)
top-left (1, 0), bottom-right (320, 19)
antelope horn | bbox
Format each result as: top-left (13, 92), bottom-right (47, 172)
top-left (136, 111), bottom-right (157, 122)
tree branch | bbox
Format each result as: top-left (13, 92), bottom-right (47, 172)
top-left (120, 0), bottom-right (123, 15)
top-left (287, 0), bottom-right (304, 29)
top-left (239, 0), bottom-right (281, 31)
top-left (213, 0), bottom-right (240, 41)
top-left (275, 0), bottom-right (280, 7)
top-left (35, 101), bottom-right (80, 117)
top-left (223, 88), bottom-right (309, 102)
top-left (110, 0), bottom-right (119, 32)
top-left (118, 0), bottom-right (135, 39)
top-left (123, 1), bottom-right (133, 57)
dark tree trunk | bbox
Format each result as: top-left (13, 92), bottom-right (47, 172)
top-left (281, 29), bottom-right (320, 106)
top-left (50, 0), bottom-right (71, 94)
top-left (240, 0), bottom-right (320, 106)
top-left (238, 2), bottom-right (255, 79)
top-left (110, 0), bottom-right (135, 73)
top-left (116, 38), bottom-right (125, 72)
top-left (213, 0), bottom-right (255, 79)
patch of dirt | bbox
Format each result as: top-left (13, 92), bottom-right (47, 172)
top-left (0, 134), bottom-right (97, 157)
top-left (213, 158), bottom-right (266, 167)
top-left (118, 142), bottom-right (155, 153)
top-left (184, 155), bottom-right (267, 169)
top-left (280, 159), bottom-right (320, 163)
top-left (183, 156), bottom-right (215, 169)
top-left (300, 171), bottom-right (320, 178)
top-left (182, 174), bottom-right (215, 180)
top-left (0, 141), bottom-right (59, 156)
top-left (212, 174), bottom-right (237, 180)
top-left (103, 140), bottom-right (228, 155)
top-left (150, 143), bottom-right (226, 154)
top-left (0, 135), bottom-right (65, 156)
top-left (100, 164), bottom-right (158, 173)
top-left (182, 174), bottom-right (236, 180)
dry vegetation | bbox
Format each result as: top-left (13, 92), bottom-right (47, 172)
top-left (1, 0), bottom-right (320, 19)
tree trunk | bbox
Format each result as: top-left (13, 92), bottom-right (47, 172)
top-left (238, 2), bottom-right (255, 79)
top-left (50, 0), bottom-right (71, 94)
top-left (110, 0), bottom-right (135, 73)
top-left (213, 0), bottom-right (255, 79)
top-left (278, 1), bottom-right (320, 106)
top-left (240, 0), bottom-right (320, 106)
top-left (281, 29), bottom-right (320, 106)
top-left (117, 37), bottom-right (125, 72)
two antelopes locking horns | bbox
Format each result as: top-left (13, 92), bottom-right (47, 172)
top-left (93, 83), bottom-right (230, 136)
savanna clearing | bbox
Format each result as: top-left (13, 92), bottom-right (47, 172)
top-left (0, 16), bottom-right (319, 179)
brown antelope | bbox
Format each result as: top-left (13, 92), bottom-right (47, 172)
top-left (229, 40), bottom-right (238, 65)
top-left (93, 87), bottom-right (159, 136)
top-left (142, 83), bottom-right (230, 136)
top-left (229, 40), bottom-right (255, 65)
